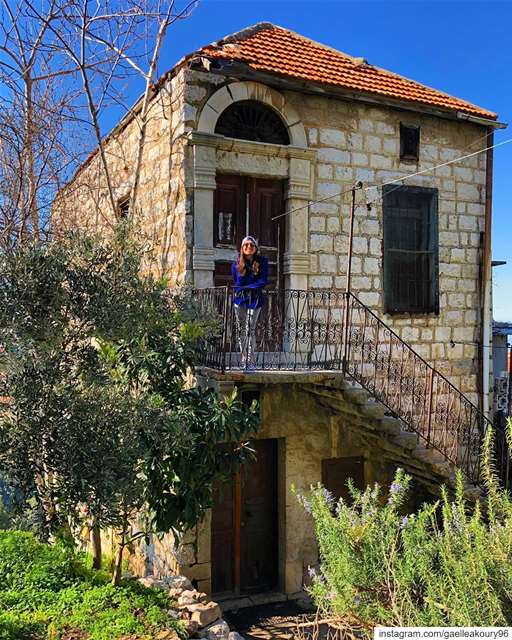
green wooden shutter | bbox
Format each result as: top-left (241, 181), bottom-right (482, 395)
top-left (383, 185), bottom-right (439, 314)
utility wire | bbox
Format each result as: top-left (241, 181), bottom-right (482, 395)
top-left (271, 135), bottom-right (512, 222)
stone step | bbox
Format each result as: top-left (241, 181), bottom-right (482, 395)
top-left (379, 415), bottom-right (402, 436)
top-left (343, 385), bottom-right (370, 405)
top-left (393, 431), bottom-right (418, 451)
top-left (359, 400), bottom-right (387, 420)
top-left (430, 460), bottom-right (454, 478)
top-left (414, 446), bottom-right (445, 464)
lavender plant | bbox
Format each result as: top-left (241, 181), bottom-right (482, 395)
top-left (302, 422), bottom-right (512, 632)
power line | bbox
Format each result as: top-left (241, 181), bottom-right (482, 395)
top-left (271, 135), bottom-right (512, 222)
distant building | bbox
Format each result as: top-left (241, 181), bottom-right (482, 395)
top-left (493, 321), bottom-right (512, 420)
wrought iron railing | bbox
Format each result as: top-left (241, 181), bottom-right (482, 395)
top-left (194, 287), bottom-right (509, 487)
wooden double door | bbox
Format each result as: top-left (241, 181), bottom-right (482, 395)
top-left (214, 175), bottom-right (285, 288)
top-left (211, 439), bottom-right (278, 596)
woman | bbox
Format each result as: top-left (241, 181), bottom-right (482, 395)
top-left (231, 236), bottom-right (268, 369)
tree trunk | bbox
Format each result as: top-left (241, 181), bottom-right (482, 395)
top-left (111, 539), bottom-right (125, 586)
top-left (111, 516), bottom-right (128, 586)
top-left (91, 523), bottom-right (102, 570)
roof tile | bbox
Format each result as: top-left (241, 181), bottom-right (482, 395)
top-left (199, 24), bottom-right (496, 120)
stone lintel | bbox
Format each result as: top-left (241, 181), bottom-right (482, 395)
top-left (187, 131), bottom-right (316, 162)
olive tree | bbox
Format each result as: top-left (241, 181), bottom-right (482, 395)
top-left (0, 231), bottom-right (257, 583)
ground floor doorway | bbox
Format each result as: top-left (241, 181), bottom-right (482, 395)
top-left (211, 439), bottom-right (278, 597)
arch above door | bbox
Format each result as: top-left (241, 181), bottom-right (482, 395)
top-left (197, 81), bottom-right (307, 148)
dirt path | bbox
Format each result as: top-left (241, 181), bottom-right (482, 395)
top-left (224, 601), bottom-right (320, 640)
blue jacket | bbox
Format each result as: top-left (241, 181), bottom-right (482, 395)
top-left (231, 256), bottom-right (269, 309)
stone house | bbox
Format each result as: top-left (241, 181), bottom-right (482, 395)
top-left (56, 23), bottom-right (506, 602)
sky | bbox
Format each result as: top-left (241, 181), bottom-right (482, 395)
top-left (135, 0), bottom-right (512, 319)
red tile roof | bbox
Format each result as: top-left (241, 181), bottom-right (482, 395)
top-left (197, 23), bottom-right (496, 121)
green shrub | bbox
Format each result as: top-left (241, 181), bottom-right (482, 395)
top-left (0, 530), bottom-right (184, 640)
top-left (302, 428), bottom-right (512, 633)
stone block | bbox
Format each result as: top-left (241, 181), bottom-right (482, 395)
top-left (349, 132), bottom-right (363, 150)
top-left (370, 154), bottom-right (392, 169)
top-left (319, 254), bottom-right (337, 273)
top-left (456, 183), bottom-right (480, 201)
top-left (448, 293), bottom-right (465, 308)
top-left (365, 135), bottom-right (382, 152)
top-left (422, 144), bottom-right (438, 161)
top-left (401, 327), bottom-right (419, 342)
top-left (352, 152), bottom-right (369, 166)
top-left (335, 166), bottom-right (353, 181)
top-left (184, 85), bottom-right (207, 103)
top-left (310, 216), bottom-right (325, 232)
top-left (359, 118), bottom-right (374, 132)
top-left (310, 275), bottom-right (333, 288)
top-left (440, 148), bottom-right (459, 162)
top-left (383, 138), bottom-right (398, 154)
top-left (317, 181), bottom-right (341, 198)
top-left (308, 127), bottom-right (318, 145)
top-left (310, 201), bottom-right (338, 215)
top-left (352, 236), bottom-right (368, 255)
top-left (319, 128), bottom-right (346, 146)
top-left (440, 263), bottom-right (461, 277)
top-left (352, 276), bottom-right (372, 290)
top-left (310, 234), bottom-right (333, 252)
top-left (326, 216), bottom-right (340, 233)
top-left (317, 148), bottom-right (350, 163)
top-left (204, 619), bottom-right (230, 640)
top-left (450, 248), bottom-right (466, 263)
top-left (363, 257), bottom-right (380, 275)
top-left (376, 121), bottom-right (395, 135)
top-left (454, 167), bottom-right (473, 181)
top-left (361, 219), bottom-right (380, 235)
top-left (354, 167), bottom-right (375, 182)
top-left (139, 576), bottom-right (168, 590)
top-left (457, 279), bottom-right (475, 293)
top-left (190, 602), bottom-right (221, 628)
top-left (317, 163), bottom-right (333, 179)
top-left (357, 291), bottom-right (380, 306)
top-left (458, 215), bottom-right (478, 231)
top-left (369, 237), bottom-right (382, 257)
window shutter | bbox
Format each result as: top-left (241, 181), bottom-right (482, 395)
top-left (321, 457), bottom-right (365, 503)
top-left (383, 185), bottom-right (439, 314)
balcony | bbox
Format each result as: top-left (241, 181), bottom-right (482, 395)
top-left (193, 287), bottom-right (498, 487)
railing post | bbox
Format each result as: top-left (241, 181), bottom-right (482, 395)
top-left (426, 368), bottom-right (435, 448)
top-left (342, 292), bottom-right (350, 374)
top-left (221, 286), bottom-right (229, 374)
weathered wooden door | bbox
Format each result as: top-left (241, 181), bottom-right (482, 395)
top-left (213, 175), bottom-right (285, 289)
top-left (211, 439), bottom-right (278, 596)
top-left (321, 456), bottom-right (365, 503)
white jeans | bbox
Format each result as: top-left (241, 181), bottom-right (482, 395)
top-left (234, 305), bottom-right (261, 364)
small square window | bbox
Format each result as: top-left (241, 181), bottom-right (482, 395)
top-left (400, 123), bottom-right (420, 160)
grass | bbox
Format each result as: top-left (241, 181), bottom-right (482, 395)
top-left (0, 530), bottom-right (186, 640)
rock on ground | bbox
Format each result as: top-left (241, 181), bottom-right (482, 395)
top-left (203, 619), bottom-right (230, 640)
top-left (189, 601), bottom-right (221, 628)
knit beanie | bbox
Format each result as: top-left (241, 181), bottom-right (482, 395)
top-left (241, 236), bottom-right (258, 248)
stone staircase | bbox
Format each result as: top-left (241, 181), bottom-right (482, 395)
top-left (306, 375), bottom-right (483, 501)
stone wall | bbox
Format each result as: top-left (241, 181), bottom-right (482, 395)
top-left (53, 68), bottom-right (191, 286)
top-left (56, 67), bottom-right (489, 404)
top-left (131, 377), bottom-right (431, 597)
top-left (182, 69), bottom-right (489, 404)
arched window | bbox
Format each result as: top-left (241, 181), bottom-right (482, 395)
top-left (215, 100), bottom-right (290, 145)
